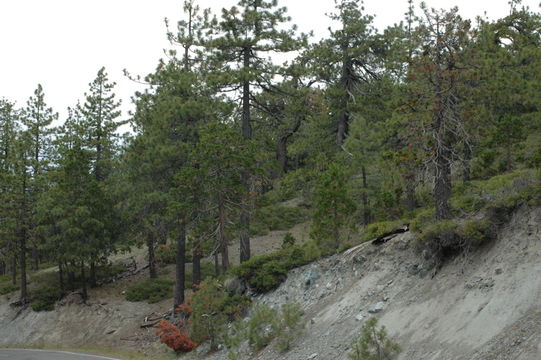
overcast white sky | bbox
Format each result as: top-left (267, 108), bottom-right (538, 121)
top-left (0, 0), bottom-right (539, 123)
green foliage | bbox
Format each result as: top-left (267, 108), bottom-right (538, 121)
top-left (251, 206), bottom-right (308, 237)
top-left (229, 245), bottom-right (316, 294)
top-left (274, 303), bottom-right (305, 353)
top-left (189, 279), bottom-right (228, 349)
top-left (246, 303), bottom-right (279, 351)
top-left (361, 220), bottom-right (405, 242)
top-left (282, 232), bottom-right (296, 249)
top-left (155, 244), bottom-right (177, 265)
top-left (310, 163), bottom-right (356, 251)
top-left (0, 283), bottom-right (19, 295)
top-left (30, 285), bottom-right (64, 312)
top-left (419, 220), bottom-right (459, 245)
top-left (225, 302), bottom-right (304, 358)
top-left (348, 318), bottom-right (400, 360)
top-left (125, 278), bottom-right (173, 303)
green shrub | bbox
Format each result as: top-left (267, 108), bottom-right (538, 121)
top-left (230, 245), bottom-right (315, 294)
top-left (410, 208), bottom-right (434, 232)
top-left (458, 219), bottom-right (493, 244)
top-left (451, 194), bottom-right (487, 214)
top-left (419, 220), bottom-right (458, 245)
top-left (189, 279), bottom-right (228, 349)
top-left (246, 303), bottom-right (279, 351)
top-left (348, 318), bottom-right (400, 360)
top-left (155, 244), bottom-right (177, 265)
top-left (361, 220), bottom-right (405, 242)
top-left (282, 232), bottom-right (296, 249)
top-left (250, 206), bottom-right (308, 236)
top-left (0, 283), bottom-right (19, 295)
top-left (275, 303), bottom-right (304, 353)
top-left (30, 286), bottom-right (64, 312)
top-left (125, 278), bottom-right (173, 303)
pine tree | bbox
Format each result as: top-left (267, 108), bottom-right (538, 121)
top-left (206, 0), bottom-right (308, 263)
top-left (310, 163), bottom-right (356, 251)
top-left (21, 84), bottom-right (57, 271)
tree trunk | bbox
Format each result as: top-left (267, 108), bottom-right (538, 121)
top-left (31, 244), bottom-right (39, 271)
top-left (435, 145), bottom-right (452, 220)
top-left (147, 236), bottom-right (157, 279)
top-left (0, 259), bottom-right (5, 276)
top-left (361, 166), bottom-right (371, 225)
top-left (174, 224), bottom-right (186, 308)
top-left (277, 118), bottom-right (302, 173)
top-left (336, 39), bottom-right (353, 147)
top-left (239, 46), bottom-right (252, 263)
top-left (219, 200), bottom-right (230, 273)
top-left (192, 243), bottom-right (201, 286)
top-left (11, 257), bottom-right (17, 285)
top-left (463, 144), bottom-right (471, 182)
top-left (58, 260), bottom-right (64, 292)
top-left (80, 261), bottom-right (88, 301)
top-left (214, 252), bottom-right (220, 277)
top-left (19, 227), bottom-right (27, 303)
top-left (89, 261), bottom-right (96, 287)
top-left (277, 137), bottom-right (288, 172)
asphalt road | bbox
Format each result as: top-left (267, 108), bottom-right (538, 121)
top-left (0, 349), bottom-right (122, 360)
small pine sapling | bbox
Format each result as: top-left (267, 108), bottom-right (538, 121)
top-left (348, 318), bottom-right (400, 360)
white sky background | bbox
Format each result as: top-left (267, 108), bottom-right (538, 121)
top-left (0, 0), bottom-right (539, 124)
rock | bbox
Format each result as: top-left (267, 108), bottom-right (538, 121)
top-left (305, 269), bottom-right (319, 287)
top-left (355, 313), bottom-right (365, 321)
top-left (495, 268), bottom-right (503, 275)
top-left (326, 282), bottom-right (332, 290)
top-left (353, 254), bottom-right (366, 264)
top-left (224, 277), bottom-right (247, 296)
top-left (409, 263), bottom-right (422, 275)
top-left (397, 240), bottom-right (409, 250)
top-left (383, 296), bottom-right (390, 302)
top-left (369, 301), bottom-right (385, 313)
top-left (307, 353), bottom-right (318, 359)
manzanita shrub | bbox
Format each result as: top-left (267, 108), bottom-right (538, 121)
top-left (156, 320), bottom-right (197, 353)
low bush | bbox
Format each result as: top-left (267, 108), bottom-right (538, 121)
top-left (189, 279), bottom-right (228, 349)
top-left (360, 220), bottom-right (405, 243)
top-left (246, 303), bottom-right (279, 351)
top-left (125, 278), bottom-right (173, 303)
top-left (225, 302), bottom-right (304, 358)
top-left (348, 318), bottom-right (400, 360)
top-left (250, 205), bottom-right (308, 236)
top-left (155, 244), bottom-right (176, 265)
top-left (156, 320), bottom-right (197, 353)
top-left (30, 285), bottom-right (64, 312)
top-left (229, 245), bottom-right (316, 294)
top-left (0, 283), bottom-right (19, 295)
top-left (275, 303), bottom-right (304, 353)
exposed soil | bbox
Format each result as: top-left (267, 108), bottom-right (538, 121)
top-left (1, 206), bottom-right (539, 360)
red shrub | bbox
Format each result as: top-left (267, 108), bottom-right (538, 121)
top-left (156, 320), bottom-right (197, 352)
top-left (176, 301), bottom-right (192, 316)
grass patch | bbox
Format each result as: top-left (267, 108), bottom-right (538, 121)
top-left (125, 278), bottom-right (174, 303)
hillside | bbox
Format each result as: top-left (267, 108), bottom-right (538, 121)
top-left (1, 204), bottom-right (539, 360)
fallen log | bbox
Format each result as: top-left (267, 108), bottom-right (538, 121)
top-left (371, 224), bottom-right (409, 245)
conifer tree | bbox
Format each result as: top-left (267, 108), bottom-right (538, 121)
top-left (21, 84), bottom-right (57, 270)
top-left (310, 163), bottom-right (356, 251)
top-left (206, 0), bottom-right (307, 263)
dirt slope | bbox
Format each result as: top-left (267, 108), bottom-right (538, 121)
top-left (206, 205), bottom-right (540, 360)
top-left (0, 206), bottom-right (539, 360)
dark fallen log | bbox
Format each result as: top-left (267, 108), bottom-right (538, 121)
top-left (140, 320), bottom-right (160, 328)
top-left (371, 224), bottom-right (409, 245)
